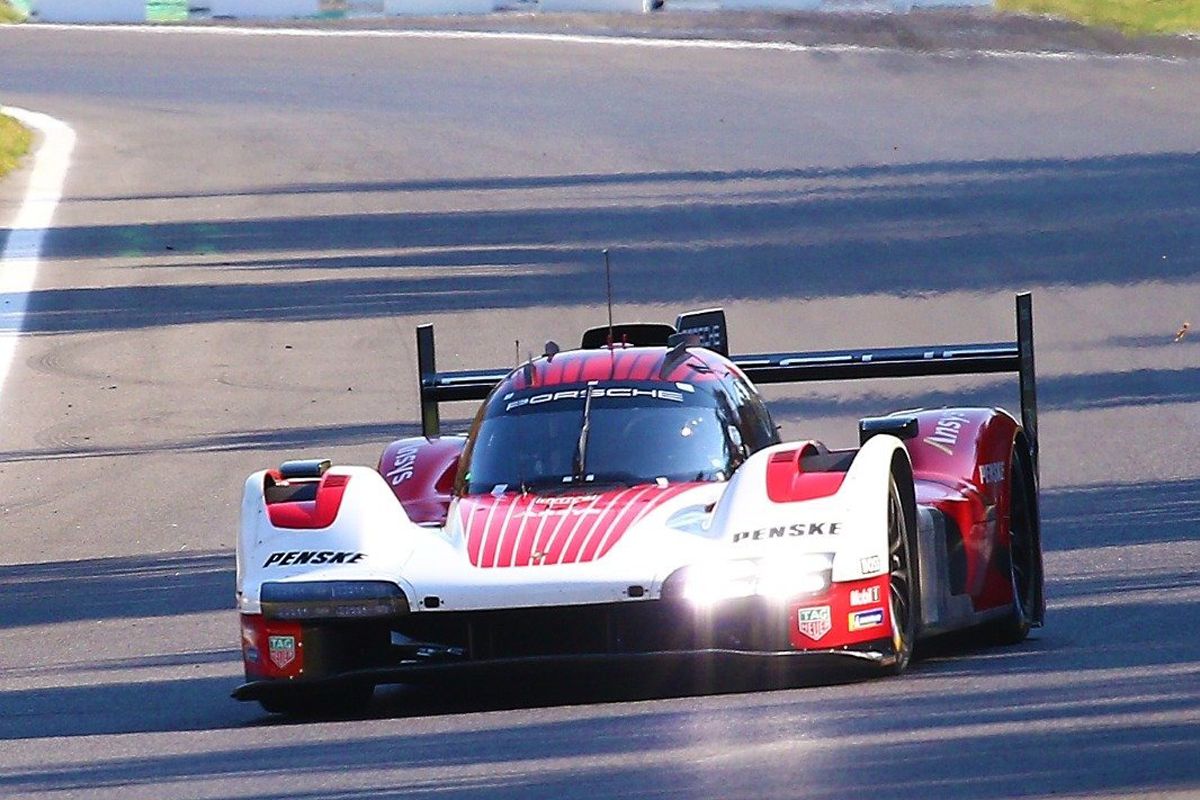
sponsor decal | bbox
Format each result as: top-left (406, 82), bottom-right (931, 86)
top-left (923, 411), bottom-right (972, 456)
top-left (262, 551), bottom-right (365, 568)
top-left (268, 635), bottom-right (296, 669)
top-left (533, 495), bottom-right (600, 506)
top-left (385, 444), bottom-right (419, 485)
top-left (859, 555), bottom-right (883, 575)
top-left (797, 605), bottom-right (832, 641)
top-left (978, 461), bottom-right (1005, 485)
top-left (505, 386), bottom-right (684, 412)
top-left (518, 507), bottom-right (603, 518)
top-left (849, 585), bottom-right (881, 607)
top-left (849, 607), bottom-right (886, 632)
top-left (519, 495), bottom-right (603, 518)
top-left (732, 522), bottom-right (841, 543)
top-left (245, 645), bottom-right (260, 664)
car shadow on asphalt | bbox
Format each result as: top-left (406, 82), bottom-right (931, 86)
top-left (0, 476), bottom-right (1196, 784)
top-left (0, 550), bottom-right (234, 628)
top-left (18, 151), bottom-right (1200, 335)
top-left (1, 618), bottom-right (1196, 800)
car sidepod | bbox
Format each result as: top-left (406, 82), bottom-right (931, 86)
top-left (904, 407), bottom-right (1044, 637)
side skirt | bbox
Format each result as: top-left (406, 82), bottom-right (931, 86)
top-left (915, 507), bottom-right (1009, 638)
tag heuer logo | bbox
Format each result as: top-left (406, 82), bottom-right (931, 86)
top-left (268, 635), bottom-right (296, 669)
top-left (797, 606), bottom-right (832, 641)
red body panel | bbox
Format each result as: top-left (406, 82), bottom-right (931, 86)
top-left (504, 346), bottom-right (730, 392)
top-left (788, 575), bottom-right (893, 650)
top-left (378, 437), bottom-right (464, 526)
top-left (241, 614), bottom-right (304, 681)
top-left (458, 484), bottom-right (700, 568)
top-left (906, 408), bottom-right (1021, 613)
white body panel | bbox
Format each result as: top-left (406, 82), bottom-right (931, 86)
top-left (236, 436), bottom-right (908, 616)
top-left (238, 466), bottom-right (421, 615)
top-left (706, 436), bottom-right (897, 583)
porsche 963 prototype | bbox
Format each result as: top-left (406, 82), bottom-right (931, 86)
top-left (234, 295), bottom-right (1045, 714)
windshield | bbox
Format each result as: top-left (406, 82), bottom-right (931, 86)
top-left (459, 382), bottom-right (738, 495)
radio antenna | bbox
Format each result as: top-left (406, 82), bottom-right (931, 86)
top-left (514, 338), bottom-right (527, 495)
top-left (603, 248), bottom-right (614, 348)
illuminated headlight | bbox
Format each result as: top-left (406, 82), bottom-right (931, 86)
top-left (260, 581), bottom-right (410, 620)
top-left (662, 554), bottom-right (834, 606)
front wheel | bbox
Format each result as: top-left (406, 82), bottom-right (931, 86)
top-left (885, 476), bottom-right (918, 675)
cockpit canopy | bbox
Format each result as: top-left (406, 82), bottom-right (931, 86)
top-left (456, 348), bottom-right (779, 496)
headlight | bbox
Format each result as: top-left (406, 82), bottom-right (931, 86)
top-left (259, 581), bottom-right (410, 620)
top-left (663, 554), bottom-right (834, 606)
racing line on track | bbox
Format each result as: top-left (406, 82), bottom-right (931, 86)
top-left (0, 107), bottom-right (75, 404)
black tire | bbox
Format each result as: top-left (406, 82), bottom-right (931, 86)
top-left (994, 444), bottom-right (1042, 644)
top-left (886, 476), bottom-right (918, 675)
top-left (258, 683), bottom-right (375, 717)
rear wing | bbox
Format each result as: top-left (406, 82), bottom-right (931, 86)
top-left (416, 293), bottom-right (1038, 474)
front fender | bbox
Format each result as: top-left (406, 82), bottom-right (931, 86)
top-left (236, 466), bottom-right (425, 614)
top-left (707, 435), bottom-right (910, 584)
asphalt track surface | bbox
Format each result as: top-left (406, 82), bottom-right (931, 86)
top-left (0, 17), bottom-right (1198, 799)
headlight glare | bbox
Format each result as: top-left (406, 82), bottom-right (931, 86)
top-left (665, 554), bottom-right (833, 606)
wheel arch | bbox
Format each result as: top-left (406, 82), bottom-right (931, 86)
top-left (890, 448), bottom-right (922, 628)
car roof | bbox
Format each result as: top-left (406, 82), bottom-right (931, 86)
top-left (497, 346), bottom-right (739, 396)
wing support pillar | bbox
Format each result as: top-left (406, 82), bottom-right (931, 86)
top-left (417, 324), bottom-right (440, 439)
top-left (1015, 292), bottom-right (1038, 483)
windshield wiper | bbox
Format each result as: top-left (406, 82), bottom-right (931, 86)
top-left (571, 380), bottom-right (598, 483)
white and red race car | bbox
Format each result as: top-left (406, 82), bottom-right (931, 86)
top-left (234, 297), bottom-right (1044, 714)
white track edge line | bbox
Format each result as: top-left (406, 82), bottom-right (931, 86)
top-left (0, 108), bottom-right (76, 404)
top-left (1, 22), bottom-right (1182, 62)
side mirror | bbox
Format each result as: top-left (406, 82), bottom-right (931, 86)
top-left (859, 416), bottom-right (919, 445)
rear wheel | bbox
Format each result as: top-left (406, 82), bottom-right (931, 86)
top-left (886, 477), bottom-right (918, 675)
top-left (994, 445), bottom-right (1042, 644)
top-left (258, 683), bottom-right (375, 717)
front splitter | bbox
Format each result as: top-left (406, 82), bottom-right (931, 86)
top-left (232, 646), bottom-right (890, 701)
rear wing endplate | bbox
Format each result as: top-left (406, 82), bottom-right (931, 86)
top-left (416, 293), bottom-right (1038, 477)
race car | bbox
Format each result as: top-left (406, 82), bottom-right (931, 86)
top-left (233, 295), bottom-right (1045, 714)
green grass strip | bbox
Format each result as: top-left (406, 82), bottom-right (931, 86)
top-left (0, 114), bottom-right (33, 181)
top-left (147, 0), bottom-right (188, 21)
top-left (0, 0), bottom-right (27, 24)
top-left (998, 0), bottom-right (1200, 35)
